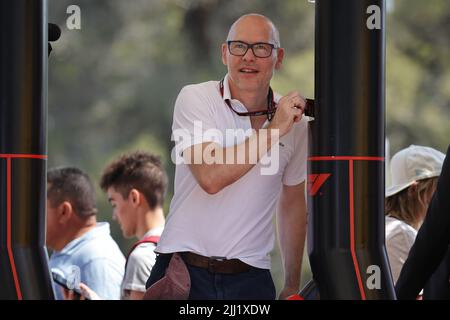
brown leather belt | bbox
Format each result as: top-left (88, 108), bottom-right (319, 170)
top-left (181, 252), bottom-right (252, 274)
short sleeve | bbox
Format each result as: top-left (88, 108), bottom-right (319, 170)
top-left (172, 84), bottom-right (222, 157)
top-left (282, 118), bottom-right (309, 186)
top-left (122, 245), bottom-right (157, 293)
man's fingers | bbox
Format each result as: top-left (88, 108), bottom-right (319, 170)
top-left (61, 287), bottom-right (70, 300)
top-left (285, 92), bottom-right (306, 110)
top-left (290, 102), bottom-right (305, 115)
top-left (79, 283), bottom-right (96, 300)
top-left (292, 99), bottom-right (305, 112)
top-left (292, 108), bottom-right (303, 123)
top-left (287, 91), bottom-right (305, 101)
top-left (62, 287), bottom-right (78, 300)
top-left (276, 92), bottom-right (305, 125)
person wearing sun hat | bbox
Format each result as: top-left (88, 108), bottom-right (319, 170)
top-left (385, 145), bottom-right (445, 284)
top-left (395, 144), bottom-right (450, 300)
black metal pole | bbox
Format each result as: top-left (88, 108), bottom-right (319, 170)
top-left (0, 0), bottom-right (54, 299)
top-left (307, 0), bottom-right (396, 299)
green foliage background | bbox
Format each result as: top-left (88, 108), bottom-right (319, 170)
top-left (48, 0), bottom-right (450, 295)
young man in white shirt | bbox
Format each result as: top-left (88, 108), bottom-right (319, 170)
top-left (74, 152), bottom-right (167, 300)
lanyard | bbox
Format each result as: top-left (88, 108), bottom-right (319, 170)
top-left (219, 79), bottom-right (277, 121)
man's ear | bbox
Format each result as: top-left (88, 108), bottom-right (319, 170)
top-left (58, 201), bottom-right (73, 224)
top-left (129, 189), bottom-right (141, 207)
top-left (221, 43), bottom-right (228, 66)
top-left (275, 47), bottom-right (285, 70)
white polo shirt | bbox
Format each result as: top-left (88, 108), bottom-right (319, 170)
top-left (156, 74), bottom-right (308, 269)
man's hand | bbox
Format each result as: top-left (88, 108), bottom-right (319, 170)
top-left (62, 286), bottom-right (81, 300)
top-left (278, 286), bottom-right (300, 300)
top-left (62, 283), bottom-right (100, 300)
top-left (268, 91), bottom-right (306, 137)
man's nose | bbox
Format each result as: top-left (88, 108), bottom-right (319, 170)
top-left (242, 47), bottom-right (256, 61)
top-left (112, 212), bottom-right (117, 221)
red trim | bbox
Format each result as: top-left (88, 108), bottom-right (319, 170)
top-left (125, 236), bottom-right (160, 271)
top-left (0, 154), bottom-right (47, 159)
top-left (308, 173), bottom-right (332, 196)
top-left (309, 156), bottom-right (384, 161)
top-left (1, 153), bottom-right (45, 299)
top-left (6, 158), bottom-right (22, 300)
top-left (127, 235), bottom-right (160, 259)
top-left (287, 294), bottom-right (304, 300)
top-left (348, 160), bottom-right (366, 300)
top-left (309, 154), bottom-right (382, 298)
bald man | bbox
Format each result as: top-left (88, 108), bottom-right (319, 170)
top-left (146, 14), bottom-right (308, 300)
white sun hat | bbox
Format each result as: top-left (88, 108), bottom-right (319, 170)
top-left (386, 145), bottom-right (445, 198)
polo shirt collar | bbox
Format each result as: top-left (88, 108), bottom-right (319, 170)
top-left (222, 73), bottom-right (281, 106)
top-left (222, 73), bottom-right (232, 101)
top-left (141, 226), bottom-right (164, 239)
top-left (57, 222), bottom-right (111, 255)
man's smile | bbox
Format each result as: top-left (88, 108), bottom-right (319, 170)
top-left (239, 67), bottom-right (259, 74)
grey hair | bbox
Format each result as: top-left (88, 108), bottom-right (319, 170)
top-left (226, 14), bottom-right (281, 47)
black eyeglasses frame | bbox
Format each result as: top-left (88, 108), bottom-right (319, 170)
top-left (227, 40), bottom-right (278, 58)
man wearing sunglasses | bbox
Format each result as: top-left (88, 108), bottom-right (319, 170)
top-left (147, 14), bottom-right (308, 300)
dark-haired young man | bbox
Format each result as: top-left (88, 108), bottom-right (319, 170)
top-left (47, 167), bottom-right (125, 300)
top-left (102, 151), bottom-right (167, 299)
top-left (76, 152), bottom-right (167, 300)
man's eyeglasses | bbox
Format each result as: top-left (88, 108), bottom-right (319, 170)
top-left (227, 41), bottom-right (277, 58)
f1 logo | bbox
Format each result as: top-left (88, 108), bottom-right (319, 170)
top-left (308, 174), bottom-right (331, 196)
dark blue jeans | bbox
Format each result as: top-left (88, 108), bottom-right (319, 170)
top-left (146, 253), bottom-right (276, 300)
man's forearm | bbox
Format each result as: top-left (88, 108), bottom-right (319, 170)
top-left (277, 184), bottom-right (307, 292)
top-left (187, 128), bottom-right (280, 194)
top-left (279, 211), bottom-right (306, 289)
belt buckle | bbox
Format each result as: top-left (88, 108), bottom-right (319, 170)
top-left (208, 256), bottom-right (226, 273)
